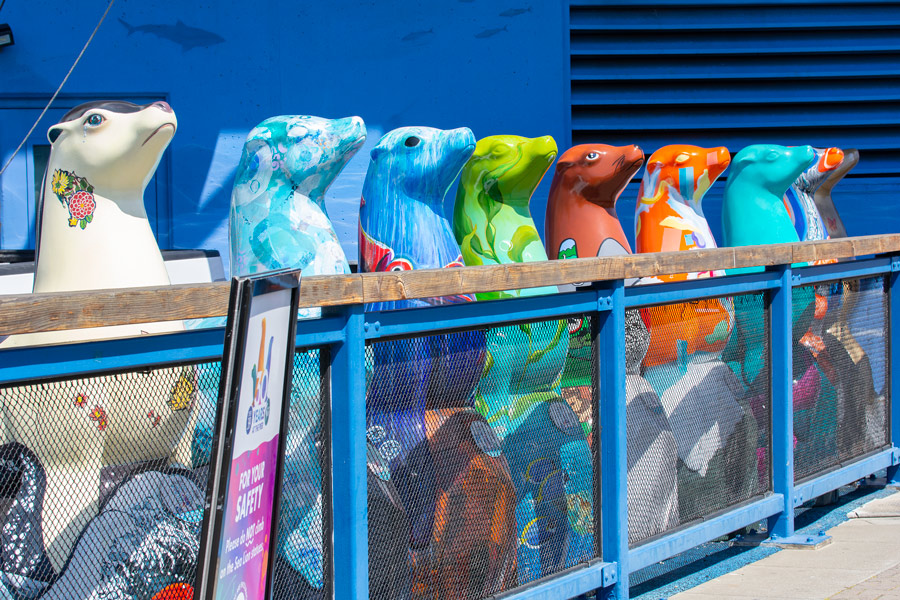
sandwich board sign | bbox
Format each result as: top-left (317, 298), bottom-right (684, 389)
top-left (196, 269), bottom-right (301, 600)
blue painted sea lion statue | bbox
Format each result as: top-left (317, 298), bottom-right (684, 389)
top-left (359, 125), bottom-right (485, 469)
top-left (359, 127), bottom-right (505, 594)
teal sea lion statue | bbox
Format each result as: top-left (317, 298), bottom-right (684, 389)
top-left (722, 144), bottom-right (815, 248)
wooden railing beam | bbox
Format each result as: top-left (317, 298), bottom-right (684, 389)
top-left (2, 234), bottom-right (899, 336)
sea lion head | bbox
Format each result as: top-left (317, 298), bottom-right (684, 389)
top-left (794, 147), bottom-right (844, 194)
top-left (46, 100), bottom-right (177, 192)
top-left (235, 115), bottom-right (366, 204)
top-left (462, 135), bottom-right (558, 207)
top-left (640, 145), bottom-right (731, 206)
top-left (729, 144), bottom-right (816, 196)
top-left (554, 144), bottom-right (643, 207)
top-left (368, 126), bottom-right (475, 207)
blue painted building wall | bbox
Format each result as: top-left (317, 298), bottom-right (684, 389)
top-left (2, 1), bottom-right (898, 275)
top-left (0, 0), bottom-right (567, 272)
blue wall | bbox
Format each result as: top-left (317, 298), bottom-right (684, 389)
top-left (3, 1), bottom-right (898, 274)
top-left (0, 0), bottom-right (567, 272)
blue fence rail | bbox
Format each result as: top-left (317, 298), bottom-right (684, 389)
top-left (0, 244), bottom-right (897, 600)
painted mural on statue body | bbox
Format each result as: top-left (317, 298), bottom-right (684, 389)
top-left (783, 146), bottom-right (843, 243)
top-left (454, 135), bottom-right (595, 580)
top-left (544, 143), bottom-right (644, 423)
top-left (228, 115), bottom-right (368, 593)
top-left (816, 148), bottom-right (858, 239)
top-left (0, 101), bottom-right (200, 576)
top-left (359, 126), bottom-right (510, 597)
top-left (631, 145), bottom-right (760, 519)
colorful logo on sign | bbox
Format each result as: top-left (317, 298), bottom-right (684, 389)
top-left (247, 318), bottom-right (273, 435)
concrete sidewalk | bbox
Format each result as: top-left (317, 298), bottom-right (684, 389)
top-left (669, 490), bottom-right (900, 600)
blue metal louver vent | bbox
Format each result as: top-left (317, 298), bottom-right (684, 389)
top-left (568, 0), bottom-right (900, 242)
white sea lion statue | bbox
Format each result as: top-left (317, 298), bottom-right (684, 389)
top-left (0, 101), bottom-right (197, 573)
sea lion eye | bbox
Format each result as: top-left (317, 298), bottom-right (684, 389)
top-left (84, 114), bottom-right (104, 127)
top-left (405, 136), bottom-right (420, 148)
top-left (586, 151), bottom-right (599, 161)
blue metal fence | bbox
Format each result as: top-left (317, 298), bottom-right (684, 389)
top-left (0, 252), bottom-right (896, 600)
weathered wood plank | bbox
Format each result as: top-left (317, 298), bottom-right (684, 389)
top-left (359, 256), bottom-right (625, 303)
top-left (0, 282), bottom-right (229, 336)
top-left (2, 234), bottom-right (898, 336)
top-left (297, 274), bottom-right (363, 309)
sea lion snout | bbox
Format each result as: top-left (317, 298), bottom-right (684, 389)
top-left (819, 147), bottom-right (844, 172)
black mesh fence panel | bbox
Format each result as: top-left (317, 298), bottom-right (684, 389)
top-left (0, 348), bottom-right (327, 599)
top-left (793, 277), bottom-right (890, 482)
top-left (627, 293), bottom-right (770, 546)
top-left (0, 361), bottom-right (218, 599)
top-left (271, 348), bottom-right (327, 600)
top-left (365, 319), bottom-right (596, 599)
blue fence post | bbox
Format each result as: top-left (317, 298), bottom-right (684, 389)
top-left (598, 279), bottom-right (628, 600)
top-left (330, 303), bottom-right (368, 598)
top-left (768, 265), bottom-right (795, 540)
top-left (888, 256), bottom-right (900, 486)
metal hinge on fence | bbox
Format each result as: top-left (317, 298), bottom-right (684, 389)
top-left (597, 296), bottom-right (613, 310)
top-left (891, 257), bottom-right (900, 272)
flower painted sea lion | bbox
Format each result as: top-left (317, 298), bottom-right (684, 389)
top-left (0, 101), bottom-right (200, 573)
